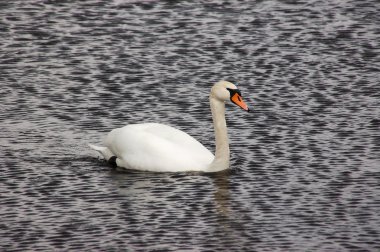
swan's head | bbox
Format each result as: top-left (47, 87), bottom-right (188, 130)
top-left (211, 81), bottom-right (250, 112)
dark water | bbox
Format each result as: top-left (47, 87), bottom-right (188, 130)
top-left (1, 0), bottom-right (379, 251)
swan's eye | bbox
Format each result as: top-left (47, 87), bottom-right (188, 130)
top-left (226, 88), bottom-right (242, 97)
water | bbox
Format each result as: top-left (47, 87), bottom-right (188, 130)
top-left (1, 0), bottom-right (379, 251)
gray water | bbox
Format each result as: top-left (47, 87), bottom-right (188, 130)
top-left (1, 0), bottom-right (379, 251)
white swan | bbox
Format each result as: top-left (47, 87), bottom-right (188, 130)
top-left (89, 80), bottom-right (249, 172)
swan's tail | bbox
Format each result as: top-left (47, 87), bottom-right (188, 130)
top-left (88, 144), bottom-right (115, 161)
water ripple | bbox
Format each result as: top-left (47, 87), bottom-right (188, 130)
top-left (0, 0), bottom-right (379, 251)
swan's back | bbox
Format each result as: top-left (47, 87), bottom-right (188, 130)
top-left (105, 123), bottom-right (214, 172)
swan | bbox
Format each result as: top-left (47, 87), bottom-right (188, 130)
top-left (89, 80), bottom-right (249, 172)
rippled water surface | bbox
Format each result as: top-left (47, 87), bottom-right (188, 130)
top-left (1, 0), bottom-right (379, 251)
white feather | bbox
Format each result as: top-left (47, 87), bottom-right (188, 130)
top-left (104, 123), bottom-right (213, 172)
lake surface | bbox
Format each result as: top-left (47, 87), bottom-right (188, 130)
top-left (1, 0), bottom-right (379, 251)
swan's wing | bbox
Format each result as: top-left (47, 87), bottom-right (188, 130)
top-left (104, 123), bottom-right (214, 172)
top-left (140, 123), bottom-right (210, 152)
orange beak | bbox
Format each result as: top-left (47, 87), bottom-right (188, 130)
top-left (231, 93), bottom-right (250, 112)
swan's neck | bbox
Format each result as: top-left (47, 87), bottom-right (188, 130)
top-left (208, 96), bottom-right (230, 172)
